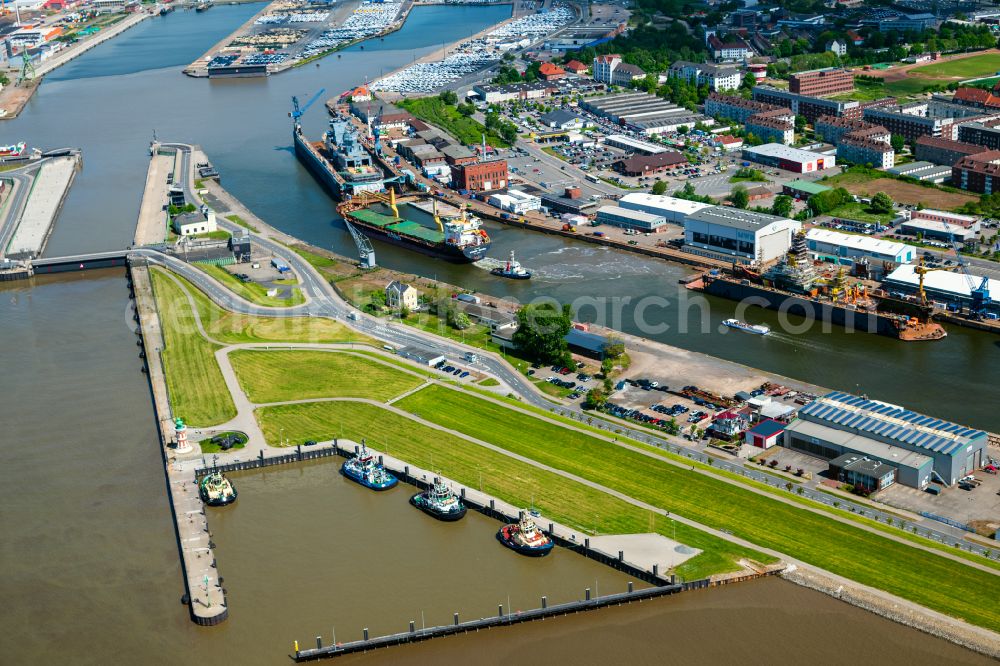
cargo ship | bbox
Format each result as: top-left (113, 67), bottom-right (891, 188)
top-left (294, 115), bottom-right (385, 200)
top-left (410, 478), bottom-right (467, 521)
top-left (338, 189), bottom-right (491, 263)
top-left (341, 442), bottom-right (398, 491)
top-left (497, 513), bottom-right (554, 557)
top-left (689, 231), bottom-right (946, 341)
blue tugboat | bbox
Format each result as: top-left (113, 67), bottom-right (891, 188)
top-left (497, 513), bottom-right (554, 557)
top-left (410, 478), bottom-right (467, 521)
top-left (341, 442), bottom-right (398, 491)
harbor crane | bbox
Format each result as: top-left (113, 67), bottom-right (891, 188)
top-left (344, 219), bottom-right (376, 269)
top-left (289, 88), bottom-right (326, 125)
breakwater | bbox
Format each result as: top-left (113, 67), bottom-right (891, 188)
top-left (131, 262), bottom-right (229, 626)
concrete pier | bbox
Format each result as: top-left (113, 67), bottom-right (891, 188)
top-left (131, 261), bottom-right (229, 625)
top-left (134, 145), bottom-right (174, 246)
top-left (6, 154), bottom-right (81, 260)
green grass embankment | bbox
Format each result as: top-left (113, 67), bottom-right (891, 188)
top-left (394, 385), bottom-right (1000, 632)
top-left (151, 270), bottom-right (236, 427)
top-left (153, 270), bottom-right (375, 345)
top-left (230, 350), bottom-right (423, 404)
top-left (253, 400), bottom-right (772, 580)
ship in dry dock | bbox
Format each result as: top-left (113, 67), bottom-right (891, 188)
top-left (294, 114), bottom-right (386, 200)
top-left (688, 231), bottom-right (946, 341)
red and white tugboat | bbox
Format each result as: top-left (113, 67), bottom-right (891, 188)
top-left (497, 512), bottom-right (553, 557)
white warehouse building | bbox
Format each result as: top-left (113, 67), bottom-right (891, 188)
top-left (617, 193), bottom-right (714, 225)
top-left (806, 228), bottom-right (915, 270)
top-left (684, 206), bottom-right (801, 262)
top-left (488, 189), bottom-right (541, 215)
top-left (596, 205), bottom-right (667, 232)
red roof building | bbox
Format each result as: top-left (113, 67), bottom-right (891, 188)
top-left (952, 87), bottom-right (1000, 109)
top-left (538, 62), bottom-right (566, 81)
top-left (563, 59), bottom-right (588, 75)
top-left (846, 30), bottom-right (863, 46)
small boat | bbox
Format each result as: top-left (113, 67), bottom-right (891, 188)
top-left (723, 318), bottom-right (770, 335)
top-left (490, 250), bottom-right (532, 280)
top-left (199, 461), bottom-right (237, 506)
top-left (497, 513), bottom-right (553, 557)
top-left (341, 442), bottom-right (398, 491)
top-left (410, 478), bottom-right (467, 521)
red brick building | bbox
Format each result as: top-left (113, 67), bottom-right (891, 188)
top-left (450, 160), bottom-right (509, 192)
top-left (953, 150), bottom-right (1000, 193)
top-left (788, 68), bottom-right (854, 96)
top-left (563, 59), bottom-right (588, 75)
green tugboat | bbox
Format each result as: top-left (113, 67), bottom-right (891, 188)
top-left (199, 456), bottom-right (237, 507)
top-left (410, 477), bottom-right (467, 521)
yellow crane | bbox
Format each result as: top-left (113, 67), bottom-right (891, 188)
top-left (912, 257), bottom-right (957, 307)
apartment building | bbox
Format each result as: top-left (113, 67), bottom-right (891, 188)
top-left (789, 68), bottom-right (854, 96)
top-left (862, 105), bottom-right (956, 143)
top-left (957, 119), bottom-right (1000, 150)
top-left (705, 93), bottom-right (794, 144)
top-left (814, 115), bottom-right (890, 145)
top-left (839, 136), bottom-right (895, 169)
top-left (707, 34), bottom-right (753, 60)
top-left (914, 135), bottom-right (985, 166)
top-left (953, 150), bottom-right (1000, 194)
top-left (752, 86), bottom-right (895, 123)
top-left (668, 61), bottom-right (742, 92)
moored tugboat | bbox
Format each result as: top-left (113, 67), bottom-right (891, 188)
top-left (410, 478), bottom-right (467, 521)
top-left (497, 512), bottom-right (554, 557)
top-left (199, 458), bottom-right (237, 507)
top-left (341, 441), bottom-right (398, 491)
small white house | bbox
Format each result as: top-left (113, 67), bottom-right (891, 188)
top-left (172, 208), bottom-right (218, 236)
top-left (386, 280), bottom-right (418, 311)
top-left (827, 39), bottom-right (847, 56)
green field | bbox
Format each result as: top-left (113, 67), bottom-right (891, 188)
top-left (198, 431), bottom-right (247, 454)
top-left (824, 202), bottom-right (896, 224)
top-left (392, 385), bottom-right (1000, 632)
top-left (198, 264), bottom-right (305, 308)
top-left (911, 53), bottom-right (1000, 79)
top-left (152, 270), bottom-right (237, 427)
top-left (229, 350), bottom-right (423, 404)
top-left (398, 97), bottom-right (510, 147)
top-left (225, 214), bottom-right (259, 233)
top-left (152, 269), bottom-right (374, 345)
top-left (253, 400), bottom-right (771, 580)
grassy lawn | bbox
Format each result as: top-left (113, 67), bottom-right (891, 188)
top-left (394, 385), bottom-right (1000, 632)
top-left (225, 214), bottom-right (259, 233)
top-left (824, 202), bottom-right (896, 224)
top-left (229, 350), bottom-right (424, 404)
top-left (151, 270), bottom-right (237, 427)
top-left (198, 431), bottom-right (247, 454)
top-left (192, 230), bottom-right (232, 241)
top-left (398, 97), bottom-right (510, 147)
top-left (479, 377), bottom-right (500, 387)
top-left (151, 269), bottom-right (376, 345)
top-left (253, 400), bottom-right (771, 580)
top-left (198, 263), bottom-right (305, 307)
top-left (911, 53), bottom-right (1000, 79)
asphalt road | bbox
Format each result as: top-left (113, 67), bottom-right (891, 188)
top-left (53, 142), bottom-right (999, 561)
top-left (0, 165), bottom-right (39, 259)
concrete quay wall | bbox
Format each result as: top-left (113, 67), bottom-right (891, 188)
top-left (130, 261), bottom-right (229, 626)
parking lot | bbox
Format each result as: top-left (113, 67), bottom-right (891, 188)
top-left (877, 464), bottom-right (1000, 529)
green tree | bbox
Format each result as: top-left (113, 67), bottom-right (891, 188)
top-left (730, 186), bottom-right (750, 209)
top-left (457, 102), bottom-right (475, 117)
top-left (771, 194), bottom-right (793, 218)
top-left (438, 90), bottom-right (458, 105)
top-left (604, 336), bottom-right (625, 359)
top-left (446, 305), bottom-right (471, 330)
top-left (890, 134), bottom-right (906, 153)
top-left (740, 72), bottom-right (757, 91)
top-left (512, 301), bottom-right (573, 366)
top-left (651, 180), bottom-right (668, 195)
top-left (585, 388), bottom-right (607, 409)
top-left (794, 114), bottom-right (808, 132)
top-left (871, 191), bottom-right (894, 213)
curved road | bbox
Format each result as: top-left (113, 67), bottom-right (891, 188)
top-left (132, 144), bottom-right (1000, 561)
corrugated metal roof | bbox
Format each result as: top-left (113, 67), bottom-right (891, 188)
top-left (348, 209), bottom-right (400, 228)
top-left (387, 220), bottom-right (444, 243)
top-left (798, 391), bottom-right (985, 456)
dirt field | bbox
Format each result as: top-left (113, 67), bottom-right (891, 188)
top-left (0, 83), bottom-right (38, 120)
top-left (837, 178), bottom-right (978, 208)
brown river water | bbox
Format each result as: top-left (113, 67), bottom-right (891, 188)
top-left (2, 270), bottom-right (994, 665)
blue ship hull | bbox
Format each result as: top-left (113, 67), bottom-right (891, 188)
top-left (341, 462), bottom-right (398, 491)
top-left (496, 529), bottom-right (554, 557)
